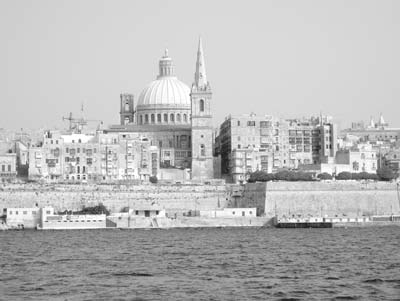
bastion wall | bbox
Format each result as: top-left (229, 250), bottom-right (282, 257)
top-left (1, 181), bottom-right (399, 219)
top-left (0, 184), bottom-right (230, 214)
top-left (238, 181), bottom-right (400, 218)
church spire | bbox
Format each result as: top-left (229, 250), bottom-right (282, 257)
top-left (194, 37), bottom-right (208, 89)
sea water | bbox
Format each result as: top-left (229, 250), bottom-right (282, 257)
top-left (1, 227), bottom-right (399, 300)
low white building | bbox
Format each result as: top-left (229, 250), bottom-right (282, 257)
top-left (5, 207), bottom-right (41, 229)
top-left (200, 208), bottom-right (256, 218)
top-left (38, 206), bottom-right (106, 230)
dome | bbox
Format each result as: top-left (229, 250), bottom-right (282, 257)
top-left (137, 77), bottom-right (190, 109)
top-left (136, 49), bottom-right (191, 111)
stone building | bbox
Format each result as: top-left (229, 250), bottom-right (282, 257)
top-left (107, 38), bottom-right (214, 180)
top-left (28, 131), bottom-right (158, 182)
top-left (0, 154), bottom-right (17, 180)
top-left (343, 114), bottom-right (400, 143)
top-left (336, 142), bottom-right (378, 173)
top-left (216, 113), bottom-right (337, 182)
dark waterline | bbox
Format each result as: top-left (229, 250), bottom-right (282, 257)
top-left (1, 227), bottom-right (400, 300)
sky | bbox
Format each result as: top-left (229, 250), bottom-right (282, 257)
top-left (0, 0), bottom-right (399, 131)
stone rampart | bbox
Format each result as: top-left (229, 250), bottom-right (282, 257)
top-left (237, 181), bottom-right (400, 218)
top-left (0, 183), bottom-right (229, 214)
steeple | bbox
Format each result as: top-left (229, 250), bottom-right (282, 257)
top-left (369, 116), bottom-right (375, 128)
top-left (194, 37), bottom-right (208, 89)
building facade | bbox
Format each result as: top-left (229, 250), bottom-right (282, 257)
top-left (28, 131), bottom-right (158, 182)
top-left (0, 154), bottom-right (17, 180)
top-left (216, 114), bottom-right (337, 182)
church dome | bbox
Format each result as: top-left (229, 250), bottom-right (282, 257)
top-left (137, 77), bottom-right (190, 109)
top-left (136, 50), bottom-right (191, 111)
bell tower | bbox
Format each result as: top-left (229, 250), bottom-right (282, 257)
top-left (190, 37), bottom-right (214, 180)
top-left (120, 93), bottom-right (135, 125)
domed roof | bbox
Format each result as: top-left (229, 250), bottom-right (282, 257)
top-left (137, 50), bottom-right (190, 110)
top-left (137, 77), bottom-right (190, 108)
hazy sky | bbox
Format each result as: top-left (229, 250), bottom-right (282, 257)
top-left (0, 0), bottom-right (399, 130)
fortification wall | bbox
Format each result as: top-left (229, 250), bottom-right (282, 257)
top-left (238, 181), bottom-right (400, 218)
top-left (0, 184), bottom-right (229, 214)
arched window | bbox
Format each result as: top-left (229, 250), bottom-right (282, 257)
top-left (124, 103), bottom-right (129, 111)
top-left (177, 114), bottom-right (181, 122)
top-left (140, 115), bottom-right (143, 125)
top-left (164, 113), bottom-right (168, 122)
top-left (151, 114), bottom-right (155, 123)
top-left (183, 114), bottom-right (187, 123)
top-left (145, 114), bottom-right (149, 124)
top-left (170, 114), bottom-right (175, 122)
top-left (200, 99), bottom-right (205, 112)
top-left (157, 114), bottom-right (161, 123)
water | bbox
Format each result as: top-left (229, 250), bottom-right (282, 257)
top-left (1, 227), bottom-right (400, 301)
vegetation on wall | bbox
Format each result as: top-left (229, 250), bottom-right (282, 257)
top-left (335, 172), bottom-right (379, 181)
top-left (149, 176), bottom-right (158, 184)
top-left (376, 166), bottom-right (398, 181)
top-left (248, 168), bottom-right (399, 182)
top-left (247, 170), bottom-right (314, 182)
top-left (58, 204), bottom-right (110, 215)
top-left (317, 172), bottom-right (333, 180)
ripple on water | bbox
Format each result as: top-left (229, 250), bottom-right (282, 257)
top-left (0, 227), bottom-right (400, 300)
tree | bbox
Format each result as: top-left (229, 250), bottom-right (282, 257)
top-left (377, 166), bottom-right (397, 181)
top-left (149, 176), bottom-right (158, 184)
top-left (318, 172), bottom-right (332, 180)
top-left (336, 172), bottom-right (352, 180)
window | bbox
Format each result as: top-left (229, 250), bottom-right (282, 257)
top-left (23, 211), bottom-right (27, 215)
top-left (200, 144), bottom-right (205, 156)
top-left (1, 165), bottom-right (4, 172)
top-left (125, 103), bottom-right (129, 111)
top-left (183, 114), bottom-right (187, 122)
top-left (164, 114), bottom-right (168, 122)
top-left (151, 114), bottom-right (155, 123)
top-left (247, 121), bottom-right (255, 126)
top-left (8, 165), bottom-right (11, 172)
top-left (177, 114), bottom-right (181, 122)
top-left (140, 115), bottom-right (143, 124)
top-left (237, 120), bottom-right (240, 126)
top-left (170, 114), bottom-right (175, 122)
top-left (145, 114), bottom-right (149, 123)
top-left (157, 114), bottom-right (161, 123)
top-left (200, 99), bottom-right (205, 112)
top-left (32, 211), bottom-right (37, 215)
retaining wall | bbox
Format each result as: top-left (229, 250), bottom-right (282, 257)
top-left (0, 183), bottom-right (229, 214)
top-left (238, 181), bottom-right (400, 218)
